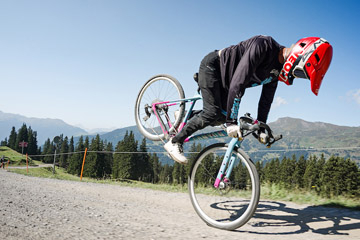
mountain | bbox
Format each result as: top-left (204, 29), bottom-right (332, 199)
top-left (1, 110), bottom-right (359, 164)
top-left (0, 111), bottom-right (88, 144)
top-left (269, 117), bottom-right (360, 149)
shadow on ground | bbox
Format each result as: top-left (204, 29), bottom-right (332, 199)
top-left (237, 201), bottom-right (360, 235)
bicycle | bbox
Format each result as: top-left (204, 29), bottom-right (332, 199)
top-left (135, 74), bottom-right (282, 230)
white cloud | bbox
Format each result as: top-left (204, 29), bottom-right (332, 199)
top-left (347, 89), bottom-right (360, 105)
top-left (273, 96), bottom-right (287, 108)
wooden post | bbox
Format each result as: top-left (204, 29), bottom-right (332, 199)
top-left (53, 149), bottom-right (57, 174)
top-left (80, 148), bottom-right (88, 181)
top-left (6, 159), bottom-right (9, 169)
top-left (26, 153), bottom-right (28, 174)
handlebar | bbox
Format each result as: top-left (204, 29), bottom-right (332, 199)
top-left (239, 113), bottom-right (282, 148)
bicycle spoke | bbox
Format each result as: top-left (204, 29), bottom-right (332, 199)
top-left (189, 144), bottom-right (260, 230)
top-left (135, 75), bottom-right (185, 141)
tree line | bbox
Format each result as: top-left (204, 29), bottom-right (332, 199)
top-left (1, 125), bottom-right (359, 197)
top-left (257, 154), bottom-right (360, 197)
top-left (1, 124), bottom-right (39, 155)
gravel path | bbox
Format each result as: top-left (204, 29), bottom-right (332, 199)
top-left (1, 170), bottom-right (359, 240)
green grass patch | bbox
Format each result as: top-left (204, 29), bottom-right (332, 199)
top-left (261, 183), bottom-right (360, 209)
top-left (0, 146), bottom-right (35, 166)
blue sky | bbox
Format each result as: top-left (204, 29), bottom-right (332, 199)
top-left (1, 0), bottom-right (359, 131)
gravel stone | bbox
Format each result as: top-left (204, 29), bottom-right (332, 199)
top-left (1, 170), bottom-right (359, 239)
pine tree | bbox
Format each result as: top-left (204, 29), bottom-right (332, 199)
top-left (151, 153), bottom-right (160, 183)
top-left (0, 138), bottom-right (7, 146)
top-left (234, 162), bottom-right (248, 190)
top-left (279, 155), bottom-right (296, 189)
top-left (264, 158), bottom-right (280, 184)
top-left (27, 127), bottom-right (38, 156)
top-left (83, 135), bottom-right (105, 178)
top-left (67, 136), bottom-right (85, 176)
top-left (138, 138), bottom-right (152, 182)
top-left (103, 142), bottom-right (113, 178)
top-left (172, 162), bottom-right (180, 184)
top-left (8, 127), bottom-right (17, 150)
top-left (84, 136), bottom-right (90, 149)
top-left (112, 131), bottom-right (138, 180)
top-left (59, 136), bottom-right (69, 169)
top-left (69, 137), bottom-right (74, 154)
top-left (112, 141), bottom-right (121, 179)
top-left (320, 155), bottom-right (338, 197)
top-left (303, 155), bottom-right (319, 190)
top-left (317, 153), bottom-right (326, 195)
top-left (255, 161), bottom-right (264, 183)
top-left (343, 158), bottom-right (360, 196)
top-left (293, 155), bottom-right (307, 189)
top-left (42, 138), bottom-right (55, 163)
top-left (159, 164), bottom-right (173, 184)
top-left (16, 123), bottom-right (28, 153)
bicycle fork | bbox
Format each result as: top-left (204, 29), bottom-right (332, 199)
top-left (214, 138), bottom-right (241, 188)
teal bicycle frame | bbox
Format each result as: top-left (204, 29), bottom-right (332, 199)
top-left (152, 93), bottom-right (242, 189)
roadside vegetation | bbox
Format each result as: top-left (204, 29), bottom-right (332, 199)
top-left (2, 127), bottom-right (359, 210)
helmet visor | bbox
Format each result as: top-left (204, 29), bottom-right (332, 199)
top-left (305, 43), bottom-right (333, 95)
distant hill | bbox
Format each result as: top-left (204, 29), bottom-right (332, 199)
top-left (0, 111), bottom-right (88, 144)
top-left (1, 110), bottom-right (359, 164)
top-left (269, 117), bottom-right (360, 149)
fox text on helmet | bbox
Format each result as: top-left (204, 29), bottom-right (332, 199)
top-left (278, 52), bottom-right (300, 84)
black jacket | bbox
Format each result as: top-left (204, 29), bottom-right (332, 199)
top-left (219, 35), bottom-right (284, 124)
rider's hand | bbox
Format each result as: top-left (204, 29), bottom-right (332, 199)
top-left (227, 125), bottom-right (242, 139)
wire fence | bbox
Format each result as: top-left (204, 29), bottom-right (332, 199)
top-left (27, 146), bottom-right (360, 158)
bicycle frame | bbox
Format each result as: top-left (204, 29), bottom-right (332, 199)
top-left (151, 93), bottom-right (201, 137)
top-left (152, 93), bottom-right (243, 189)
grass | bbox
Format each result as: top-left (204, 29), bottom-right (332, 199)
top-left (6, 165), bottom-right (360, 210)
top-left (261, 183), bottom-right (360, 210)
top-left (0, 146), bottom-right (36, 166)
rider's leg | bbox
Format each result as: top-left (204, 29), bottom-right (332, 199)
top-left (164, 50), bottom-right (223, 164)
top-left (171, 50), bottom-right (223, 144)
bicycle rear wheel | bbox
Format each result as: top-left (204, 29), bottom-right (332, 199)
top-left (135, 74), bottom-right (185, 141)
top-left (188, 143), bottom-right (260, 230)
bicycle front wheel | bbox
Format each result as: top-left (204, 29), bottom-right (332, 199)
top-left (188, 143), bottom-right (260, 230)
top-left (135, 74), bottom-right (185, 141)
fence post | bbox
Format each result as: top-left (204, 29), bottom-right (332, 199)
top-left (26, 153), bottom-right (28, 174)
top-left (80, 148), bottom-right (88, 181)
top-left (53, 149), bottom-right (57, 174)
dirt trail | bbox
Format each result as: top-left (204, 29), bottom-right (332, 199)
top-left (1, 170), bottom-right (359, 240)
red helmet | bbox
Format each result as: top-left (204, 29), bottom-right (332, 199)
top-left (278, 37), bottom-right (333, 95)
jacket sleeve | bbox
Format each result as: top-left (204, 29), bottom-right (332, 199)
top-left (226, 39), bottom-right (266, 125)
top-left (257, 80), bottom-right (278, 123)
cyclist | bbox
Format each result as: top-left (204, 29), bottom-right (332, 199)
top-left (165, 35), bottom-right (333, 164)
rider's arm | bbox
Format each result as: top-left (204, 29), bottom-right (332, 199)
top-left (257, 80), bottom-right (278, 123)
top-left (226, 39), bottom-right (266, 125)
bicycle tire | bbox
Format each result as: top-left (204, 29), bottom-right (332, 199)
top-left (188, 143), bottom-right (260, 230)
top-left (135, 74), bottom-right (185, 141)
